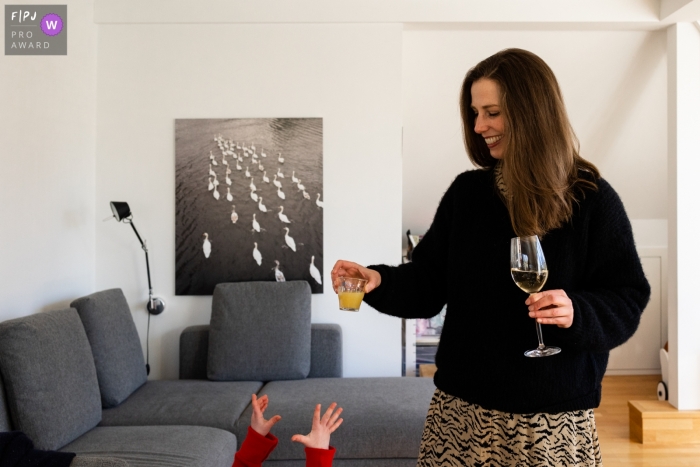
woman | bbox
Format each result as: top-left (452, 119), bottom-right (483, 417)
top-left (331, 49), bottom-right (650, 466)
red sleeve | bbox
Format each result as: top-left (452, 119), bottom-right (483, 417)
top-left (232, 427), bottom-right (279, 467)
top-left (304, 446), bottom-right (336, 467)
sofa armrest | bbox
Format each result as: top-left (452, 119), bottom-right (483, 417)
top-left (179, 325), bottom-right (210, 380)
top-left (308, 323), bottom-right (343, 378)
top-left (179, 324), bottom-right (342, 379)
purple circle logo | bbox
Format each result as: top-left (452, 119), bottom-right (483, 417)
top-left (40, 13), bottom-right (63, 37)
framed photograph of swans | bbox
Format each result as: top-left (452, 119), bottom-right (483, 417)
top-left (175, 118), bottom-right (324, 295)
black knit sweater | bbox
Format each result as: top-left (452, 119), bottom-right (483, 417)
top-left (365, 168), bottom-right (651, 414)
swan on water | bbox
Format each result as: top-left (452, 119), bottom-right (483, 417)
top-left (283, 227), bottom-right (296, 252)
top-left (245, 166), bottom-right (251, 178)
top-left (262, 171), bottom-right (270, 183)
top-left (273, 175), bottom-right (282, 188)
top-left (250, 177), bottom-right (257, 192)
top-left (202, 233), bottom-right (212, 258)
top-left (226, 187), bottom-right (233, 202)
top-left (277, 186), bottom-right (286, 200)
top-left (297, 182), bottom-right (305, 191)
top-left (309, 256), bottom-right (322, 285)
top-left (208, 177), bottom-right (214, 191)
top-left (261, 148), bottom-right (267, 158)
top-left (278, 152), bottom-right (284, 163)
top-left (251, 190), bottom-right (259, 202)
top-left (278, 206), bottom-right (291, 224)
top-left (230, 205), bottom-right (238, 223)
top-left (213, 186), bottom-right (220, 200)
top-left (253, 242), bottom-right (262, 266)
top-left (226, 174), bottom-right (232, 186)
top-left (302, 190), bottom-right (310, 200)
top-left (236, 160), bottom-right (242, 171)
top-left (273, 260), bottom-right (285, 282)
top-left (258, 197), bottom-right (267, 213)
top-left (252, 214), bottom-right (261, 233)
top-left (277, 168), bottom-right (284, 178)
top-left (209, 164), bottom-right (216, 177)
top-left (291, 171), bottom-right (299, 184)
top-left (316, 193), bottom-right (324, 208)
top-left (258, 162), bottom-right (264, 171)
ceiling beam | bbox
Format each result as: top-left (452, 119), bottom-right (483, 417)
top-left (661, 0), bottom-right (700, 21)
top-left (94, 0), bottom-right (659, 25)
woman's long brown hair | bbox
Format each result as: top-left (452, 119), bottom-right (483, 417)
top-left (460, 48), bottom-right (600, 237)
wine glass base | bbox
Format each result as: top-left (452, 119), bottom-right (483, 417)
top-left (524, 346), bottom-right (561, 358)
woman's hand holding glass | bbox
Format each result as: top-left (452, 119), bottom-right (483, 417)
top-left (526, 290), bottom-right (574, 329)
top-left (330, 260), bottom-right (381, 294)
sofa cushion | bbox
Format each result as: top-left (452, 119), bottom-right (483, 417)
top-left (234, 377), bottom-right (436, 460)
top-left (99, 380), bottom-right (262, 433)
top-left (71, 289), bottom-right (147, 408)
top-left (71, 457), bottom-right (130, 467)
top-left (208, 281), bottom-right (312, 381)
top-left (61, 425), bottom-right (237, 467)
top-left (0, 308), bottom-right (102, 450)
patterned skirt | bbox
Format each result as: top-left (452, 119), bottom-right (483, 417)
top-left (417, 389), bottom-right (603, 467)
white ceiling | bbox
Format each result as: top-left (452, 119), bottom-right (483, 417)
top-left (94, 0), bottom-right (700, 28)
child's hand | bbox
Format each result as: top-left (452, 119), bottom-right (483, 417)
top-left (250, 394), bottom-right (282, 437)
top-left (291, 403), bottom-right (343, 450)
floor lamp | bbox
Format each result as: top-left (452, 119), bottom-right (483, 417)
top-left (108, 201), bottom-right (165, 374)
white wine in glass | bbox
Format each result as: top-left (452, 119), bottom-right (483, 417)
top-left (510, 235), bottom-right (561, 358)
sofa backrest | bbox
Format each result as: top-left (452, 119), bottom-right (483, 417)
top-left (70, 288), bottom-right (147, 408)
top-left (0, 309), bottom-right (102, 450)
top-left (208, 281), bottom-right (313, 381)
top-left (180, 323), bottom-right (343, 380)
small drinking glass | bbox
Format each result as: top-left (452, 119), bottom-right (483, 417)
top-left (510, 235), bottom-right (561, 358)
top-left (338, 277), bottom-right (367, 312)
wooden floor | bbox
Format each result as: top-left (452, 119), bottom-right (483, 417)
top-left (417, 368), bottom-right (700, 465)
top-left (594, 375), bottom-right (700, 466)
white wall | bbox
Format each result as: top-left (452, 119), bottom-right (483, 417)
top-left (95, 23), bottom-right (404, 379)
top-left (667, 22), bottom-right (700, 410)
top-left (402, 28), bottom-right (668, 241)
top-left (0, 0), bottom-right (97, 322)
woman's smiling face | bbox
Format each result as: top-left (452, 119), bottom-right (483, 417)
top-left (471, 78), bottom-right (505, 160)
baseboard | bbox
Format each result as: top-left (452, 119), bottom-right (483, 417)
top-left (629, 400), bottom-right (700, 445)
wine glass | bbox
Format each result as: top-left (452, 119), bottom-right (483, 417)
top-left (510, 235), bottom-right (561, 358)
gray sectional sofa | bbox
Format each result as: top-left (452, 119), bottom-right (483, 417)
top-left (0, 281), bottom-right (435, 466)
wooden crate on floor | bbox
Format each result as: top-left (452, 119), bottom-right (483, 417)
top-left (629, 400), bottom-right (700, 445)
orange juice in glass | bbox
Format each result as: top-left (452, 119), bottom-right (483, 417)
top-left (338, 277), bottom-right (367, 312)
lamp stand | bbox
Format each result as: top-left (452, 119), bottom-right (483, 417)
top-left (125, 218), bottom-right (165, 316)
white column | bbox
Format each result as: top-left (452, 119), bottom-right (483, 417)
top-left (668, 22), bottom-right (700, 410)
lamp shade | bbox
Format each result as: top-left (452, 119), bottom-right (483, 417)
top-left (110, 202), bottom-right (131, 221)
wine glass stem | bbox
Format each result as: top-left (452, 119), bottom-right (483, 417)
top-left (535, 322), bottom-right (546, 350)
